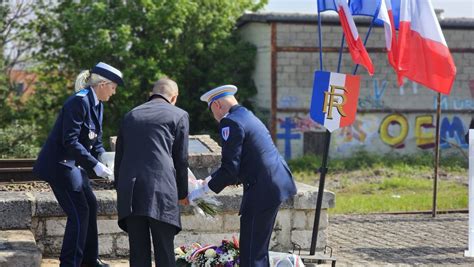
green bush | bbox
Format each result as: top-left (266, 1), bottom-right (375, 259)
top-left (0, 120), bottom-right (41, 158)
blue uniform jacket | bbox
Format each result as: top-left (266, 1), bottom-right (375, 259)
top-left (33, 88), bottom-right (105, 191)
top-left (208, 105), bottom-right (297, 214)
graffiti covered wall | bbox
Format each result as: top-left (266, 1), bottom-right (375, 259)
top-left (238, 14), bottom-right (474, 159)
top-left (276, 112), bottom-right (470, 159)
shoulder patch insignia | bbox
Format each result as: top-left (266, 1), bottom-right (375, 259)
top-left (221, 126), bottom-right (230, 141)
top-left (76, 89), bottom-right (89, 97)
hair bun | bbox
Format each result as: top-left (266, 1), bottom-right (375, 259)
top-left (74, 70), bottom-right (91, 92)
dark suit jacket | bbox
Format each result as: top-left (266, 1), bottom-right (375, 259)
top-left (33, 88), bottom-right (105, 191)
top-left (114, 96), bottom-right (189, 232)
top-left (208, 105), bottom-right (297, 215)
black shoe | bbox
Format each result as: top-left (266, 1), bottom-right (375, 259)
top-left (81, 259), bottom-right (110, 267)
top-left (95, 259), bottom-right (110, 267)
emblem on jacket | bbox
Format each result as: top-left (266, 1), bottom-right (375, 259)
top-left (221, 127), bottom-right (230, 141)
top-left (88, 130), bottom-right (97, 140)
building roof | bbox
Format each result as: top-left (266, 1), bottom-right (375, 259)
top-left (237, 12), bottom-right (474, 29)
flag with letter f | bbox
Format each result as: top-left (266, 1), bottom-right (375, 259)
top-left (310, 71), bottom-right (361, 132)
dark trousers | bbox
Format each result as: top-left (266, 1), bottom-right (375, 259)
top-left (126, 216), bottom-right (177, 267)
top-left (239, 204), bottom-right (280, 267)
top-left (50, 177), bottom-right (98, 267)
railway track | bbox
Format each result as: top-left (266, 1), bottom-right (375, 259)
top-left (0, 158), bottom-right (37, 182)
top-left (0, 159), bottom-right (103, 183)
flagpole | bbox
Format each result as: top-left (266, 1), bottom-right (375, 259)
top-left (309, 7), bottom-right (331, 255)
top-left (317, 8), bottom-right (324, 70)
top-left (309, 129), bottom-right (331, 254)
top-left (432, 93), bottom-right (441, 217)
top-left (310, 0), bottom-right (359, 253)
top-left (337, 34), bottom-right (346, 72)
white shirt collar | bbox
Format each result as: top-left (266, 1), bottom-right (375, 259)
top-left (90, 87), bottom-right (99, 106)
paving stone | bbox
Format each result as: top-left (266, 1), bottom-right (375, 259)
top-left (325, 213), bottom-right (474, 266)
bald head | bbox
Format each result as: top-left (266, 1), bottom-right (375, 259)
top-left (151, 78), bottom-right (179, 104)
top-left (210, 95), bottom-right (239, 122)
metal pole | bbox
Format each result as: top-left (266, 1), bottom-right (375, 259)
top-left (310, 129), bottom-right (331, 254)
top-left (432, 93), bottom-right (441, 217)
top-left (309, 6), bottom-right (329, 255)
top-left (317, 9), bottom-right (323, 71)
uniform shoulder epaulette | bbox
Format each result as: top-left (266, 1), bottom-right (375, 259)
top-left (75, 89), bottom-right (89, 97)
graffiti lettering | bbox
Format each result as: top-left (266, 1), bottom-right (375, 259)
top-left (440, 117), bottom-right (468, 149)
top-left (379, 114), bottom-right (409, 148)
top-left (434, 96), bottom-right (474, 110)
top-left (339, 120), bottom-right (367, 143)
top-left (399, 81), bottom-right (418, 95)
top-left (414, 115), bottom-right (435, 149)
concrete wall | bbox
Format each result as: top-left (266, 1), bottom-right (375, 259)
top-left (238, 14), bottom-right (474, 159)
top-left (239, 23), bottom-right (272, 116)
top-left (0, 183), bottom-right (335, 258)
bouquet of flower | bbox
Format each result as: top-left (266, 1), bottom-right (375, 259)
top-left (175, 236), bottom-right (240, 267)
top-left (188, 168), bottom-right (221, 218)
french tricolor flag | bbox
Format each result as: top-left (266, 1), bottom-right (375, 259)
top-left (397, 0), bottom-right (456, 94)
top-left (335, 0), bottom-right (375, 75)
top-left (310, 71), bottom-right (360, 132)
top-left (381, 0), bottom-right (399, 74)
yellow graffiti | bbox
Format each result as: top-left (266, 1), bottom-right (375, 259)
top-left (340, 120), bottom-right (367, 142)
top-left (379, 114), bottom-right (409, 147)
top-left (415, 115), bottom-right (435, 148)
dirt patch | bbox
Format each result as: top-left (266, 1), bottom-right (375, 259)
top-left (306, 168), bottom-right (468, 191)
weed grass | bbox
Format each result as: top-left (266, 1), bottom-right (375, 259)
top-left (288, 152), bottom-right (468, 214)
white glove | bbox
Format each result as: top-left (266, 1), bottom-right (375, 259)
top-left (93, 162), bottom-right (113, 178)
top-left (188, 177), bottom-right (211, 202)
top-left (196, 176), bottom-right (212, 187)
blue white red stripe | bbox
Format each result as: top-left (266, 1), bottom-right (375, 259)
top-left (310, 71), bottom-right (360, 132)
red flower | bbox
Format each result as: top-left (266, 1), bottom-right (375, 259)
top-left (232, 235), bottom-right (239, 249)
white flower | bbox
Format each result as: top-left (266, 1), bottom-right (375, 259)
top-left (205, 259), bottom-right (215, 267)
top-left (174, 247), bottom-right (185, 255)
top-left (219, 253), bottom-right (234, 263)
top-left (205, 248), bottom-right (217, 258)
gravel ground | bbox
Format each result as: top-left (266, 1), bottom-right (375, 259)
top-left (0, 179), bottom-right (114, 192)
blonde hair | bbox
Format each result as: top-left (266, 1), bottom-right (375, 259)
top-left (74, 70), bottom-right (112, 92)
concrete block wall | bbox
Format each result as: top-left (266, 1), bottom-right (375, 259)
top-left (0, 183), bottom-right (335, 258)
top-left (238, 14), bottom-right (474, 159)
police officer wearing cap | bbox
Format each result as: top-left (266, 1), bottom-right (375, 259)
top-left (189, 85), bottom-right (297, 267)
top-left (33, 62), bottom-right (124, 267)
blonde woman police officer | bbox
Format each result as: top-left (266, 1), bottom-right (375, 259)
top-left (33, 62), bottom-right (123, 267)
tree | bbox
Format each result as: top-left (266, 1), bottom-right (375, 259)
top-left (0, 0), bottom-right (37, 89)
top-left (0, 1), bottom-right (38, 127)
top-left (27, 0), bottom-right (266, 144)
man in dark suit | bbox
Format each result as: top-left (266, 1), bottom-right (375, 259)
top-left (189, 85), bottom-right (297, 267)
top-left (33, 62), bottom-right (124, 267)
top-left (114, 77), bottom-right (189, 267)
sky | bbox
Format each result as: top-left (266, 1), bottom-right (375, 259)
top-left (263, 0), bottom-right (474, 18)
